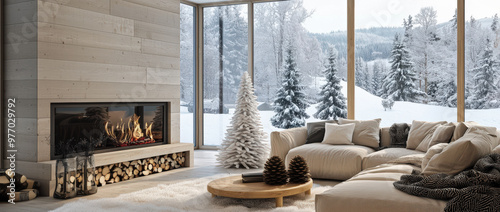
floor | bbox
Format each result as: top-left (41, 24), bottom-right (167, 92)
top-left (1, 150), bottom-right (341, 211)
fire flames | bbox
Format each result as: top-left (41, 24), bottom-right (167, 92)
top-left (104, 114), bottom-right (154, 146)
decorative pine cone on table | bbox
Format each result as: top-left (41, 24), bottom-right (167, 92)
top-left (263, 156), bottom-right (288, 185)
top-left (288, 155), bottom-right (311, 183)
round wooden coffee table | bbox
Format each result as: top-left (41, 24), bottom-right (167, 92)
top-left (207, 175), bottom-right (313, 207)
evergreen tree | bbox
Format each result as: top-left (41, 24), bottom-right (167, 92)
top-left (217, 72), bottom-right (268, 169)
top-left (403, 15), bottom-right (413, 44)
top-left (491, 14), bottom-right (498, 32)
top-left (355, 57), bottom-right (367, 90)
top-left (313, 47), bottom-right (347, 120)
top-left (372, 62), bottom-right (383, 96)
top-left (436, 78), bottom-right (457, 107)
top-left (222, 6), bottom-right (248, 104)
top-left (382, 34), bottom-right (425, 102)
top-left (466, 39), bottom-right (499, 109)
top-left (271, 47), bottom-right (310, 129)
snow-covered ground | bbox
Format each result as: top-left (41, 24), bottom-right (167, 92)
top-left (181, 81), bottom-right (500, 146)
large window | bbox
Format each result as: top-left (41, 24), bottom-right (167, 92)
top-left (465, 0), bottom-right (500, 128)
top-left (355, 0), bottom-right (457, 126)
top-left (254, 0), bottom-right (347, 135)
top-left (180, 0), bottom-right (500, 148)
top-left (180, 4), bottom-right (195, 145)
top-left (203, 5), bottom-right (248, 146)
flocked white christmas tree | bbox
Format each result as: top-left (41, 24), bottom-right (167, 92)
top-left (217, 71), bottom-right (268, 169)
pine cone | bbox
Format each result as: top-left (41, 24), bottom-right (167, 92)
top-left (263, 156), bottom-right (288, 185)
top-left (288, 155), bottom-right (311, 183)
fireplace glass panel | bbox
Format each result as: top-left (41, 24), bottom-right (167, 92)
top-left (52, 103), bottom-right (167, 159)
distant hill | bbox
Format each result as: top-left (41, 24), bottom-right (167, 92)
top-left (312, 27), bottom-right (403, 61)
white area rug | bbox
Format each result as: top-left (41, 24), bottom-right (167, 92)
top-left (51, 175), bottom-right (331, 212)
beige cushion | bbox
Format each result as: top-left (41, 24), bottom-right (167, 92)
top-left (339, 118), bottom-right (381, 148)
top-left (407, 120), bottom-right (447, 150)
top-left (493, 145), bottom-right (500, 154)
top-left (316, 164), bottom-right (446, 212)
top-left (270, 127), bottom-right (307, 160)
top-left (286, 143), bottom-right (375, 180)
top-left (450, 121), bottom-right (478, 142)
top-left (416, 123), bottom-right (455, 152)
top-left (362, 148), bottom-right (424, 170)
top-left (380, 127), bottom-right (391, 147)
top-left (421, 143), bottom-right (448, 170)
top-left (422, 127), bottom-right (496, 176)
top-left (322, 123), bottom-right (355, 145)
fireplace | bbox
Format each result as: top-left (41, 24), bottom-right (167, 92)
top-left (51, 102), bottom-right (169, 159)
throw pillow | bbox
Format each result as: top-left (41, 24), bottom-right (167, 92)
top-left (422, 127), bottom-right (497, 176)
top-left (305, 120), bottom-right (337, 144)
top-left (415, 123), bottom-right (455, 152)
top-left (421, 143), bottom-right (448, 170)
top-left (406, 120), bottom-right (447, 150)
top-left (322, 123), bottom-right (355, 145)
top-left (388, 123), bottom-right (411, 148)
top-left (450, 121), bottom-right (478, 142)
top-left (338, 118), bottom-right (381, 148)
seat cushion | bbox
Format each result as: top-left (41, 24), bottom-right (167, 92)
top-left (362, 148), bottom-right (424, 170)
top-left (286, 143), bottom-right (375, 180)
top-left (316, 164), bottom-right (446, 212)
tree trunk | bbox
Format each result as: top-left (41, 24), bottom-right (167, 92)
top-left (218, 8), bottom-right (224, 114)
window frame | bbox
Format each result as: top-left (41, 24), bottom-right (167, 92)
top-left (184, 0), bottom-right (467, 149)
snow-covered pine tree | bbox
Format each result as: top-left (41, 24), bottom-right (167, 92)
top-left (436, 78), bottom-right (457, 107)
top-left (222, 6), bottom-right (248, 104)
top-left (466, 39), bottom-right (499, 109)
top-left (364, 61), bottom-right (372, 92)
top-left (403, 15), bottom-right (413, 44)
top-left (271, 47), bottom-right (310, 129)
top-left (372, 62), bottom-right (383, 96)
top-left (313, 47), bottom-right (347, 120)
top-left (491, 14), bottom-right (498, 32)
top-left (355, 57), bottom-right (367, 90)
top-left (382, 34), bottom-right (425, 102)
top-left (217, 71), bottom-right (268, 169)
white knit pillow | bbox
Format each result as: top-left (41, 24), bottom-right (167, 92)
top-left (322, 123), bottom-right (355, 145)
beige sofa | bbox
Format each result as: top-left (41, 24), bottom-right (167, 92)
top-left (271, 126), bottom-right (423, 180)
top-left (271, 124), bottom-right (500, 212)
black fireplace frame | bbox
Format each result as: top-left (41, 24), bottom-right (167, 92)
top-left (50, 102), bottom-right (169, 160)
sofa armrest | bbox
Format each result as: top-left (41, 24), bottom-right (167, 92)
top-left (270, 127), bottom-right (307, 160)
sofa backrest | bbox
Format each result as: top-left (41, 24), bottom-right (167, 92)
top-left (380, 127), bottom-right (391, 147)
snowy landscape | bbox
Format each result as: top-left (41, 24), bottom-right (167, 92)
top-left (182, 80), bottom-right (500, 146)
top-left (180, 1), bottom-right (500, 145)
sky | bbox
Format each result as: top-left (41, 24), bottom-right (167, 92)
top-left (302, 0), bottom-right (500, 33)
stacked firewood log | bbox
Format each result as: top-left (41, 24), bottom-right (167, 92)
top-left (93, 152), bottom-right (186, 187)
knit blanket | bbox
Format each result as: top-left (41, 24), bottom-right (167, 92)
top-left (393, 154), bottom-right (500, 212)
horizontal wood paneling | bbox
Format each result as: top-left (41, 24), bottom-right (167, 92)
top-left (4, 0), bottom-right (37, 25)
top-left (142, 38), bottom-right (180, 57)
top-left (38, 42), bottom-right (179, 69)
top-left (4, 59), bottom-right (37, 80)
top-left (40, 0), bottom-right (110, 14)
top-left (38, 59), bottom-right (148, 83)
top-left (38, 2), bottom-right (134, 36)
top-left (134, 20), bottom-right (180, 43)
top-left (4, 0), bottom-right (181, 163)
top-left (38, 23), bottom-right (142, 52)
top-left (124, 0), bottom-right (180, 14)
top-left (110, 0), bottom-right (179, 28)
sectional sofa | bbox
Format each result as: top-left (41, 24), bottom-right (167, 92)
top-left (270, 120), bottom-right (500, 212)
